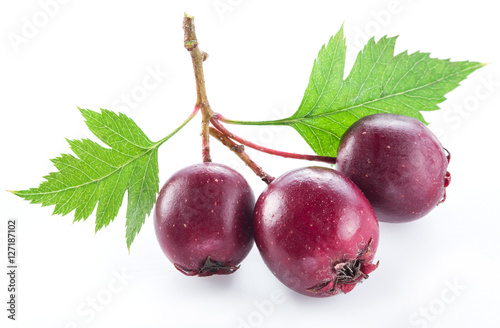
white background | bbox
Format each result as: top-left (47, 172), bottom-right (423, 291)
top-left (1, 1), bottom-right (499, 327)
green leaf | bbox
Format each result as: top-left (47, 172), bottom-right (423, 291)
top-left (12, 108), bottom-right (165, 250)
top-left (229, 26), bottom-right (485, 157)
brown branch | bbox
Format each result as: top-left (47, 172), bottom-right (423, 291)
top-left (209, 127), bottom-right (275, 184)
top-left (183, 13), bottom-right (213, 162)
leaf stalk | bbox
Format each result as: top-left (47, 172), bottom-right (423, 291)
top-left (211, 115), bottom-right (337, 165)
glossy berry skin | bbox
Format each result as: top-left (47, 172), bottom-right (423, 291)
top-left (154, 163), bottom-right (255, 276)
top-left (336, 113), bottom-right (450, 223)
top-left (253, 167), bottom-right (379, 298)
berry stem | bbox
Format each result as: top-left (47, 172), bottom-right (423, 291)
top-left (211, 115), bottom-right (337, 165)
top-left (183, 13), bottom-right (213, 163)
top-left (209, 127), bottom-right (275, 184)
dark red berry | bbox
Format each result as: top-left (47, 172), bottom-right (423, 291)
top-left (253, 167), bottom-right (379, 297)
top-left (154, 163), bottom-right (254, 276)
top-left (336, 113), bottom-right (450, 223)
